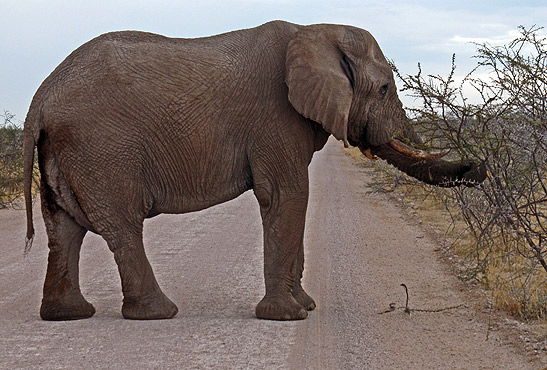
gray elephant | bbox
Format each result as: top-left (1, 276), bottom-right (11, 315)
top-left (23, 21), bottom-right (486, 321)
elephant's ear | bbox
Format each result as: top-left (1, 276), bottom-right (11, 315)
top-left (285, 25), bottom-right (353, 147)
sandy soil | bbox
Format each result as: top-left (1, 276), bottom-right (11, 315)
top-left (0, 138), bottom-right (544, 369)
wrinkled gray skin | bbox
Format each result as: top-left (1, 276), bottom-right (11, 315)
top-left (23, 21), bottom-right (486, 321)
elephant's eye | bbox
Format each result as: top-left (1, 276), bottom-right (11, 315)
top-left (380, 83), bottom-right (389, 96)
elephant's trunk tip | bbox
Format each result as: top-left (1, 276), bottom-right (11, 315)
top-left (459, 161), bottom-right (488, 187)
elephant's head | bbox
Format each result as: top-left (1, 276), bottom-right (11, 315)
top-left (285, 24), bottom-right (486, 187)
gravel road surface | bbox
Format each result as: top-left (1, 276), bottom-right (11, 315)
top-left (0, 138), bottom-right (542, 369)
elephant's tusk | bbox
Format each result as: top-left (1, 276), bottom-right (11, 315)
top-left (387, 139), bottom-right (450, 160)
top-left (360, 148), bottom-right (378, 160)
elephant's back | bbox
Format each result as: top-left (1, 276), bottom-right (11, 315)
top-left (30, 20), bottom-right (303, 162)
top-left (37, 22), bottom-right (292, 122)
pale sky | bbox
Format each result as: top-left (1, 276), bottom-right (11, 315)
top-left (2, 0), bottom-right (547, 124)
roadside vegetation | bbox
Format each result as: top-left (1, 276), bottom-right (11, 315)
top-left (356, 25), bottom-right (547, 321)
top-left (0, 111), bottom-right (25, 208)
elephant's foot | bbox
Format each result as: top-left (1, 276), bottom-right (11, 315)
top-left (292, 285), bottom-right (316, 311)
top-left (255, 294), bottom-right (308, 320)
top-left (40, 292), bottom-right (96, 321)
top-left (122, 290), bottom-right (178, 320)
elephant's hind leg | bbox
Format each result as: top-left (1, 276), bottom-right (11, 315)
top-left (40, 200), bottom-right (95, 321)
top-left (101, 225), bottom-right (178, 320)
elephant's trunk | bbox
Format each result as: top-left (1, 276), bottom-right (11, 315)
top-left (367, 139), bottom-right (487, 187)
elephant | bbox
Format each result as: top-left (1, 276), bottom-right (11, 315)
top-left (23, 20), bottom-right (486, 321)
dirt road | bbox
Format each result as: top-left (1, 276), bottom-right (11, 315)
top-left (0, 138), bottom-right (542, 369)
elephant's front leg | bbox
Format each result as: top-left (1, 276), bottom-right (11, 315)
top-left (292, 241), bottom-right (316, 311)
top-left (254, 185), bottom-right (309, 320)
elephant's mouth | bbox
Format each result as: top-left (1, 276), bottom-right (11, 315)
top-left (360, 139), bottom-right (487, 188)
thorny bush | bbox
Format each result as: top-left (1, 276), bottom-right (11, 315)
top-left (392, 26), bottom-right (547, 319)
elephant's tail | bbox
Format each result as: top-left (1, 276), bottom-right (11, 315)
top-left (23, 110), bottom-right (39, 255)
